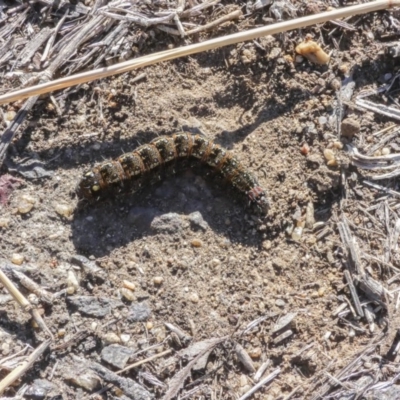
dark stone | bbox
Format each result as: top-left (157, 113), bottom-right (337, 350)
top-left (150, 212), bottom-right (185, 233)
top-left (101, 344), bottom-right (135, 369)
top-left (25, 379), bottom-right (57, 399)
top-left (188, 211), bottom-right (208, 231)
top-left (128, 302), bottom-right (151, 322)
top-left (67, 296), bottom-right (123, 317)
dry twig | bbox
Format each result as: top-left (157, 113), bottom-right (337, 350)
top-left (0, 0), bottom-right (398, 105)
top-left (0, 340), bottom-right (51, 396)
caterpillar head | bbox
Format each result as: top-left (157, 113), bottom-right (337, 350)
top-left (77, 170), bottom-right (102, 199)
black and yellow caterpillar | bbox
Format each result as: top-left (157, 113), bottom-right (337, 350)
top-left (78, 133), bottom-right (269, 214)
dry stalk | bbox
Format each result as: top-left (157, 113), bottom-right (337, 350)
top-left (0, 269), bottom-right (53, 339)
top-left (238, 367), bottom-right (281, 400)
top-left (0, 0), bottom-right (399, 105)
top-left (117, 349), bottom-right (173, 374)
top-left (0, 340), bottom-right (51, 395)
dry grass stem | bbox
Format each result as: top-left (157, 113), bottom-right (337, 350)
top-left (117, 349), bottom-right (173, 374)
top-left (0, 268), bottom-right (54, 339)
top-left (238, 367), bottom-right (281, 400)
top-left (0, 340), bottom-right (51, 395)
top-left (0, 0), bottom-right (398, 105)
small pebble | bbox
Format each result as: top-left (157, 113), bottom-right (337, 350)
top-left (146, 321), bottom-right (154, 330)
top-left (300, 143), bottom-right (310, 155)
top-left (338, 63), bottom-right (349, 74)
top-left (323, 149), bottom-right (335, 161)
top-left (4, 110), bottom-right (16, 122)
top-left (66, 286), bottom-right (75, 295)
top-left (211, 258), bottom-right (221, 267)
top-left (305, 201), bottom-right (315, 229)
top-left (374, 150), bottom-right (382, 157)
top-left (341, 117), bottom-right (360, 138)
top-left (191, 239), bottom-right (203, 248)
top-left (248, 347), bottom-right (262, 359)
top-left (69, 372), bottom-right (101, 391)
top-left (67, 270), bottom-right (79, 292)
top-left (18, 200), bottom-right (34, 214)
top-left (11, 253), bottom-right (24, 265)
top-left (1, 342), bottom-right (10, 356)
top-left (318, 287), bottom-right (326, 297)
top-left (239, 375), bottom-right (248, 387)
top-left (153, 276), bottom-right (164, 285)
top-left (188, 292), bottom-right (199, 303)
top-left (0, 217), bottom-right (10, 228)
top-left (384, 73), bottom-right (393, 81)
top-left (153, 327), bottom-right (166, 343)
top-left (262, 240), bottom-right (272, 250)
top-left (348, 328), bottom-right (356, 338)
top-left (122, 280), bottom-right (136, 291)
top-left (291, 226), bottom-right (303, 241)
top-left (381, 147), bottom-right (390, 155)
top-left (55, 203), bottom-right (73, 218)
top-left (120, 334), bottom-right (131, 344)
top-left (318, 116), bottom-right (327, 125)
top-left (27, 293), bottom-right (39, 305)
top-left (275, 299), bottom-right (286, 307)
top-left (120, 288), bottom-right (136, 301)
top-left (58, 328), bottom-right (66, 337)
top-left (102, 332), bottom-right (121, 345)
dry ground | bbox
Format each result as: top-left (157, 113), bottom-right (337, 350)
top-left (1, 1), bottom-right (400, 399)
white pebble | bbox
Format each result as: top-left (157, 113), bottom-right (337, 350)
top-left (323, 148), bottom-right (335, 161)
top-left (381, 147), bottom-right (390, 155)
top-left (67, 270), bottom-right (79, 292)
top-left (122, 280), bottom-right (136, 291)
top-left (188, 292), bottom-right (199, 303)
top-left (102, 332), bottom-right (121, 344)
top-left (0, 218), bottom-right (10, 228)
top-left (291, 226), bottom-right (303, 241)
top-left (18, 200), bottom-right (34, 214)
top-left (55, 203), bottom-right (73, 218)
top-left (27, 293), bottom-right (39, 305)
top-left (5, 111), bottom-right (16, 122)
top-left (120, 288), bottom-right (136, 301)
top-left (153, 276), bottom-right (164, 285)
top-left (11, 253), bottom-right (24, 265)
top-left (120, 334), bottom-right (131, 344)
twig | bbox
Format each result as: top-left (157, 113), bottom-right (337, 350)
top-left (0, 340), bottom-right (51, 395)
top-left (0, 269), bottom-right (31, 310)
top-left (344, 270), bottom-right (364, 317)
top-left (0, 15), bottom-right (106, 164)
top-left (238, 368), bottom-right (281, 400)
top-left (185, 9), bottom-right (241, 35)
top-left (0, 0), bottom-right (398, 105)
top-left (0, 263), bottom-right (54, 304)
top-left (117, 349), bottom-right (173, 374)
top-left (0, 269), bottom-right (53, 339)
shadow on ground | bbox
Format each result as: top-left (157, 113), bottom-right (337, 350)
top-left (71, 171), bottom-right (271, 257)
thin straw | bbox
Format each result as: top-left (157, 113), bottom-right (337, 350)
top-left (0, 0), bottom-right (399, 105)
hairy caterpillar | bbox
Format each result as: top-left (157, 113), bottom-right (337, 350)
top-left (78, 133), bottom-right (269, 214)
